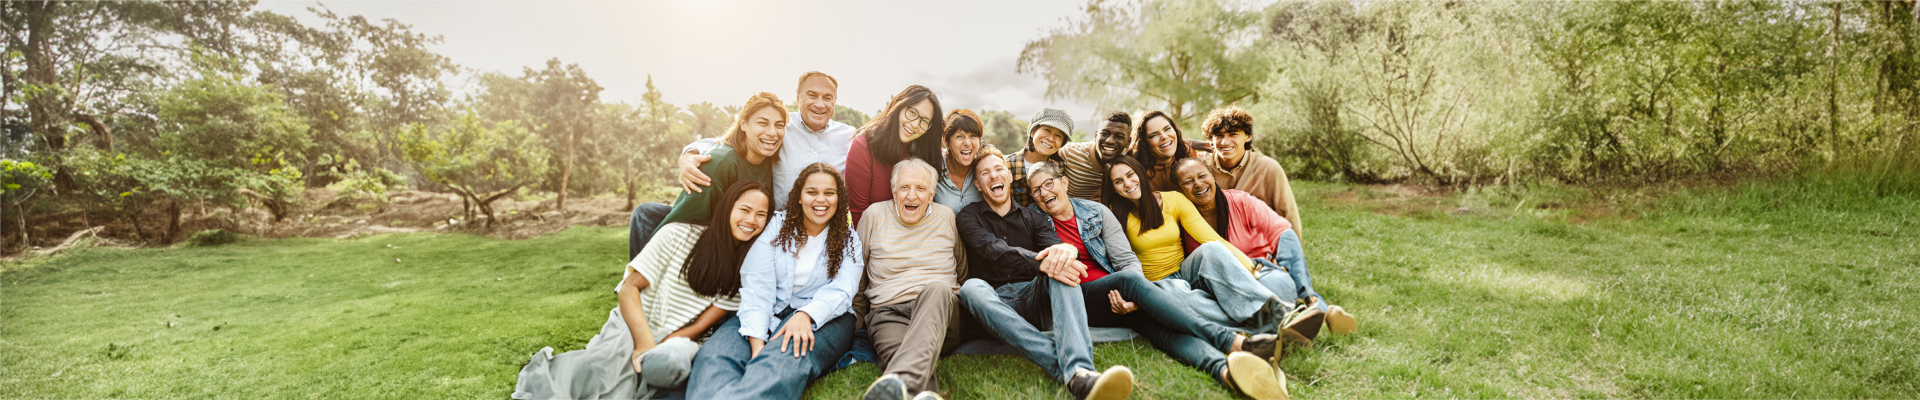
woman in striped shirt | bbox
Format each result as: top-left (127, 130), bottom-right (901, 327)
top-left (513, 180), bottom-right (774, 400)
top-left (689, 163), bottom-right (864, 400)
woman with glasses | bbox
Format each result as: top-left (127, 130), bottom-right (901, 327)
top-left (845, 85), bottom-right (947, 226)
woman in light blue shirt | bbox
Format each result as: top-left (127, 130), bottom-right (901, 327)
top-left (933, 109), bottom-right (985, 212)
top-left (688, 162), bottom-right (864, 400)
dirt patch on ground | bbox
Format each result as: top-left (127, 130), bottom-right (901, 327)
top-left (263, 189), bottom-right (638, 240)
top-left (8, 189), bottom-right (645, 255)
top-left (1321, 184), bottom-right (1460, 218)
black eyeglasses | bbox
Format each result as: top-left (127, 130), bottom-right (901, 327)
top-left (902, 108), bottom-right (930, 132)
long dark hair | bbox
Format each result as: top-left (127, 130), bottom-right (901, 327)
top-left (860, 85), bottom-right (947, 173)
top-left (1103, 155), bottom-right (1167, 231)
top-left (770, 163), bottom-right (854, 279)
top-left (1134, 110), bottom-right (1192, 175)
top-left (683, 180), bottom-right (774, 297)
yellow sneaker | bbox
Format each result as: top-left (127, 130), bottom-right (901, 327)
top-left (1224, 352), bottom-right (1289, 399)
top-left (1327, 305), bottom-right (1358, 335)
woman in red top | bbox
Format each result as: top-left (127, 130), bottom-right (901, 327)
top-left (845, 85), bottom-right (946, 226)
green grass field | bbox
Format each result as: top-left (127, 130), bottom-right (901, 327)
top-left (5, 180), bottom-right (1917, 399)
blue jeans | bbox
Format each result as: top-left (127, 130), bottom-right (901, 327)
top-left (687, 310), bottom-right (856, 400)
top-left (1083, 270), bottom-right (1238, 379)
top-left (957, 277), bottom-right (1094, 384)
top-left (1167, 241), bottom-right (1278, 323)
top-left (1264, 229), bottom-right (1326, 311)
top-left (628, 202), bottom-right (672, 261)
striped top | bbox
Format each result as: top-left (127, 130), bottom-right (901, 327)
top-left (1122, 192), bottom-right (1256, 281)
top-left (616, 222), bottom-right (741, 342)
top-left (1059, 141), bottom-right (1106, 201)
top-left (856, 200), bottom-right (964, 306)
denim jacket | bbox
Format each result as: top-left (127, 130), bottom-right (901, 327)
top-left (736, 211), bottom-right (865, 341)
top-left (1054, 198), bottom-right (1141, 274)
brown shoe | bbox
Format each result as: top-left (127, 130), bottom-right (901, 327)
top-left (1284, 305), bottom-right (1326, 341)
top-left (1327, 305), bottom-right (1358, 335)
top-left (1278, 327), bottom-right (1313, 347)
top-left (1224, 352), bottom-right (1289, 399)
top-left (1238, 333), bottom-right (1282, 362)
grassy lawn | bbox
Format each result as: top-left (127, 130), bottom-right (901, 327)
top-left (4, 181), bottom-right (1917, 399)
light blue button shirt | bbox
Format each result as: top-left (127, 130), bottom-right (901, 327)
top-left (735, 211), bottom-right (865, 341)
top-left (934, 164), bottom-right (982, 214)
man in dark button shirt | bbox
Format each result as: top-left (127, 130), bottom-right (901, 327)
top-left (953, 153), bottom-right (1134, 400)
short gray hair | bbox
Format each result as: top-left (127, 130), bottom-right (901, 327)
top-left (890, 157), bottom-right (938, 189)
top-left (1027, 161), bottom-right (1064, 183)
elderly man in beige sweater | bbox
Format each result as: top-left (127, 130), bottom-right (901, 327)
top-left (855, 158), bottom-right (967, 400)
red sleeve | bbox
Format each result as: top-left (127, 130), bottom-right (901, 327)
top-left (846, 136), bottom-right (876, 226)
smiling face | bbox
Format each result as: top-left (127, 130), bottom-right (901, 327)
top-left (1108, 162), bottom-right (1143, 201)
top-left (1097, 121), bottom-right (1130, 161)
top-left (797, 171), bottom-right (839, 232)
top-left (1029, 125), bottom-right (1068, 157)
top-left (796, 76), bottom-right (837, 131)
top-left (1029, 170), bottom-right (1070, 218)
top-left (1175, 160), bottom-right (1217, 210)
top-left (974, 155), bottom-right (1012, 206)
top-left (1143, 116), bottom-right (1179, 159)
top-left (1209, 130), bottom-right (1251, 166)
top-left (743, 106), bottom-right (787, 162)
top-left (892, 166), bottom-right (936, 225)
top-left (728, 190), bottom-right (773, 242)
top-left (946, 130), bottom-right (981, 168)
top-left (897, 100), bottom-right (934, 144)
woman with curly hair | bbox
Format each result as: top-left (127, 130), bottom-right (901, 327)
top-left (688, 163), bottom-right (864, 400)
top-left (514, 180), bottom-right (775, 399)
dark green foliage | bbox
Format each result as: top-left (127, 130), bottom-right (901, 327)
top-left (182, 229), bottom-right (240, 247)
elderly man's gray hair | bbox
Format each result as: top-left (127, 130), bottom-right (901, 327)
top-left (890, 157), bottom-right (938, 189)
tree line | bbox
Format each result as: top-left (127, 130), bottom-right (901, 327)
top-left (1021, 0), bottom-right (1919, 186)
top-left (0, 1), bottom-right (1051, 250)
top-left (6, 0), bottom-right (1918, 251)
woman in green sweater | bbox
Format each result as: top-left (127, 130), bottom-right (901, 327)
top-left (657, 92), bottom-right (787, 229)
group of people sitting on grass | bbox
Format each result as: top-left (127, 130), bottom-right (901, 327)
top-left (513, 71), bottom-right (1358, 400)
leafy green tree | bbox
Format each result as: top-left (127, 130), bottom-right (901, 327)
top-left (474, 59), bottom-right (602, 210)
top-left (833, 105), bottom-right (871, 128)
top-left (978, 110), bottom-right (1030, 152)
top-left (616, 76), bottom-right (691, 208)
top-left (684, 101), bottom-right (730, 140)
top-left (248, 5), bottom-right (458, 184)
top-left (1019, 0), bottom-right (1275, 127)
top-left (151, 66), bottom-right (312, 222)
top-left (1, 159), bottom-right (53, 248)
top-left (398, 113), bottom-right (548, 228)
top-left (3, 1), bottom-right (260, 186)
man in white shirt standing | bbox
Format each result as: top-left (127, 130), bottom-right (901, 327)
top-left (627, 71), bottom-right (859, 259)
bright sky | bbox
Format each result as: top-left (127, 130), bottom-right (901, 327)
top-left (258, 0), bottom-right (1106, 127)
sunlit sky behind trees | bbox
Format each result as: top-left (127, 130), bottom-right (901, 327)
top-left (259, 0), bottom-right (1106, 123)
